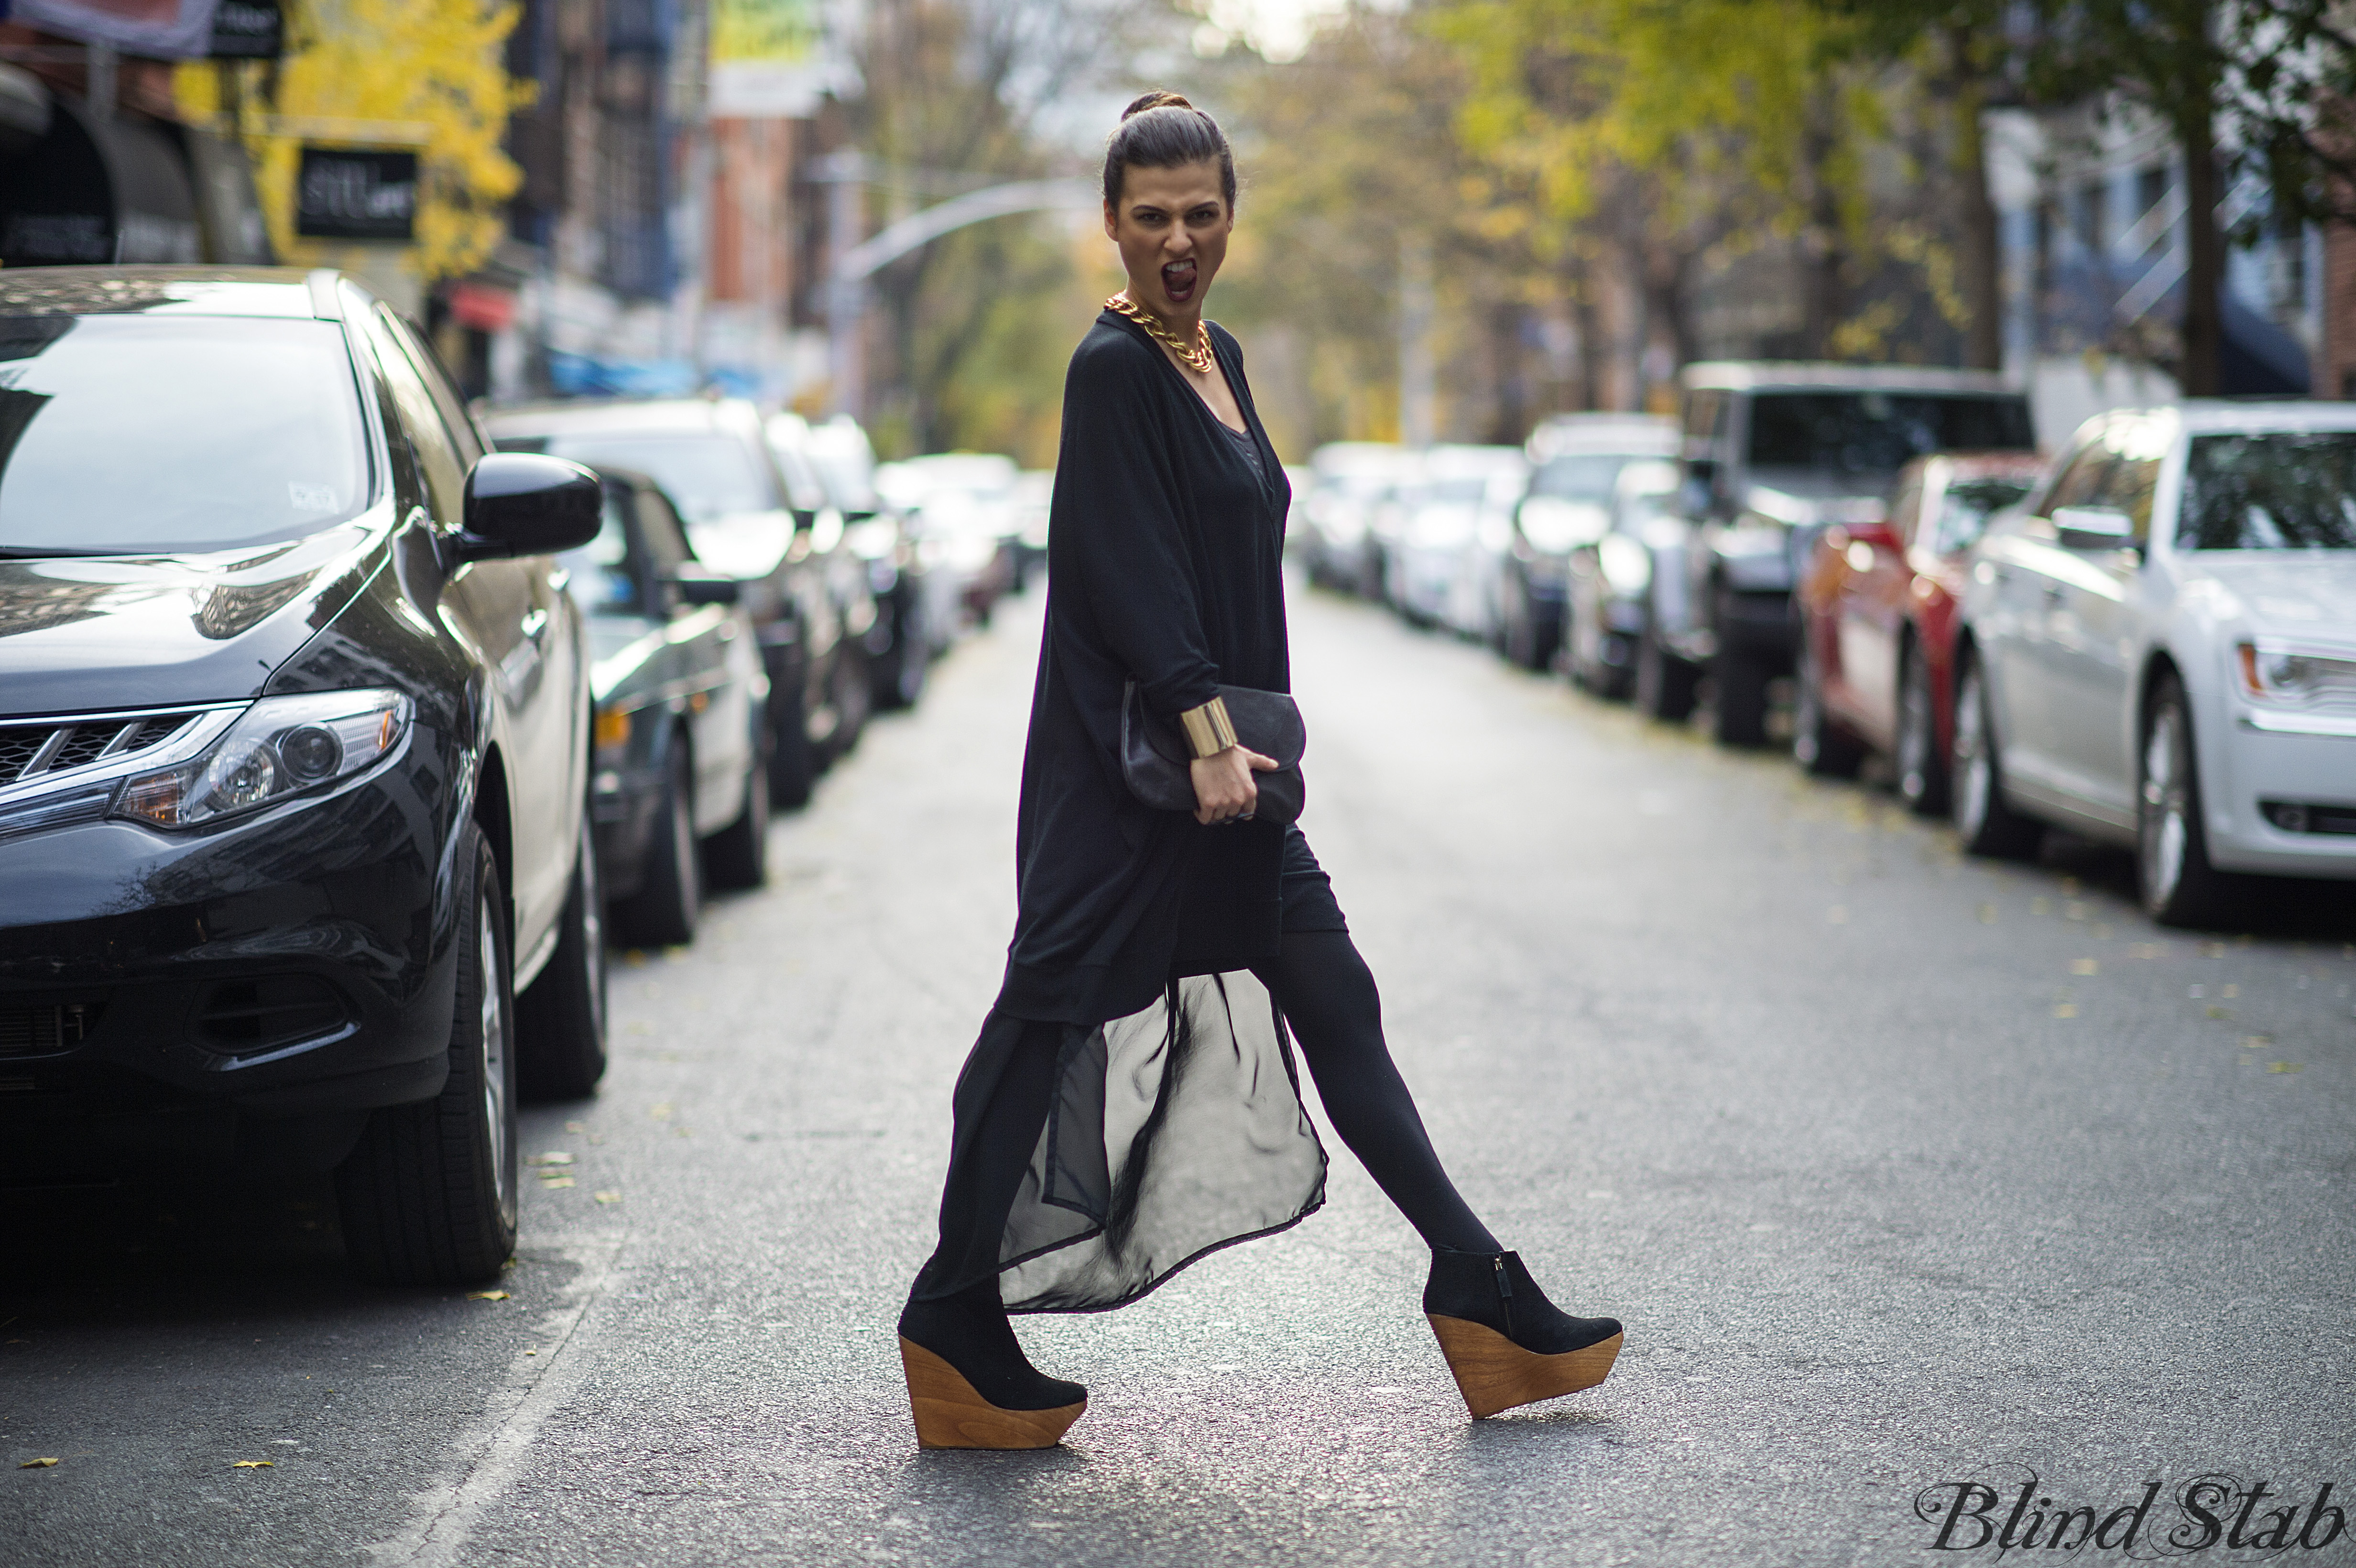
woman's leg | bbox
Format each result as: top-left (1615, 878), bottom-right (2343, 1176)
top-left (900, 1013), bottom-right (1082, 1420)
top-left (1250, 928), bottom-right (1501, 1254)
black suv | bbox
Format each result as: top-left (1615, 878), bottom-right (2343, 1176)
top-left (0, 267), bottom-right (606, 1286)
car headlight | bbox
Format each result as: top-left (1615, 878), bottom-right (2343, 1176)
top-left (2236, 642), bottom-right (2356, 707)
top-left (1598, 534), bottom-right (1653, 596)
top-left (115, 690), bottom-right (412, 829)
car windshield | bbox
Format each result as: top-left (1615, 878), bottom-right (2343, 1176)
top-left (542, 433), bottom-right (778, 521)
top-left (2179, 433), bottom-right (2356, 549)
top-left (1930, 476), bottom-right (2035, 554)
top-left (1530, 454), bottom-right (1635, 502)
top-left (0, 314), bottom-right (369, 555)
top-left (1746, 392), bottom-right (2032, 475)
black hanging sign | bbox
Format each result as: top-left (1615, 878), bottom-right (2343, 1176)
top-left (208, 0), bottom-right (284, 59)
top-left (295, 147), bottom-right (418, 241)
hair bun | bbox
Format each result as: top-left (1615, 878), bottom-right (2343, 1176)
top-left (1121, 90), bottom-right (1194, 120)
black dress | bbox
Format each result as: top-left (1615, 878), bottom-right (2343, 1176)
top-left (919, 310), bottom-right (1342, 1314)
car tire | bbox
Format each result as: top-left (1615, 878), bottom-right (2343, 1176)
top-left (768, 673), bottom-right (816, 810)
top-left (1792, 632), bottom-right (1865, 777)
top-left (611, 741), bottom-right (701, 948)
top-left (1710, 592), bottom-right (1773, 748)
top-left (1501, 569), bottom-right (1554, 672)
top-left (825, 642), bottom-right (872, 763)
top-left (2138, 673), bottom-right (2242, 927)
top-left (1951, 652), bottom-right (2042, 859)
top-left (515, 811), bottom-right (608, 1101)
top-left (1635, 619), bottom-right (1700, 722)
top-left (1894, 646), bottom-right (1950, 816)
top-left (335, 823), bottom-right (518, 1286)
top-left (873, 595), bottom-right (929, 711)
top-left (703, 749), bottom-right (770, 892)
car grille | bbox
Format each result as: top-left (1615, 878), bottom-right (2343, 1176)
top-left (0, 712), bottom-right (197, 785)
top-left (0, 999), bottom-right (104, 1057)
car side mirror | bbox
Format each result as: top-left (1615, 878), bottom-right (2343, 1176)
top-left (461, 454), bottom-right (602, 559)
top-left (668, 563), bottom-right (741, 607)
top-left (2051, 505), bottom-right (2135, 552)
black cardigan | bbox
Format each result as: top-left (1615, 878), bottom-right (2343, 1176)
top-left (994, 310), bottom-right (1293, 1024)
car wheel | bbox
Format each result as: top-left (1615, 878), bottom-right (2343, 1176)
top-left (768, 673), bottom-right (816, 810)
top-left (611, 741), bottom-right (701, 948)
top-left (1501, 570), bottom-right (1548, 672)
top-left (1895, 646), bottom-right (1950, 816)
top-left (2139, 673), bottom-right (2241, 926)
top-left (1710, 594), bottom-right (1772, 748)
top-left (335, 823), bottom-right (518, 1285)
top-left (515, 810), bottom-right (608, 1101)
top-left (1635, 619), bottom-right (1700, 722)
top-left (1951, 653), bottom-right (2041, 859)
top-left (1792, 632), bottom-right (1864, 777)
top-left (703, 750), bottom-right (770, 892)
top-left (873, 595), bottom-right (929, 711)
top-left (825, 642), bottom-right (872, 762)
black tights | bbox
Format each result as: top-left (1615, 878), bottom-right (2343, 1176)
top-left (1249, 929), bottom-right (1499, 1255)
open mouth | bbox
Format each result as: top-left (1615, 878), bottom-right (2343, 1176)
top-left (1161, 260), bottom-right (1198, 305)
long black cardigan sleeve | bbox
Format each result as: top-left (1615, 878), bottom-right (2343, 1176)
top-left (993, 312), bottom-right (1293, 1025)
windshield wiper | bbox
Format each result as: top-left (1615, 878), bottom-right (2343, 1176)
top-left (0, 544), bottom-right (122, 558)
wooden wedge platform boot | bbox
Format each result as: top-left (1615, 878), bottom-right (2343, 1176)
top-left (897, 1280), bottom-right (1086, 1450)
top-left (1424, 1248), bottom-right (1623, 1419)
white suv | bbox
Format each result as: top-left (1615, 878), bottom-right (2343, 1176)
top-left (1952, 402), bottom-right (2356, 924)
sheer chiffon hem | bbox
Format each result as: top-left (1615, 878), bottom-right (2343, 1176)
top-left (984, 969), bottom-right (1329, 1315)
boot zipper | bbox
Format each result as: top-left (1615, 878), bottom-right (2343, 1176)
top-left (1493, 1255), bottom-right (1515, 1339)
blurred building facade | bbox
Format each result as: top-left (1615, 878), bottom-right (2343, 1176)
top-left (0, 0), bottom-right (853, 407)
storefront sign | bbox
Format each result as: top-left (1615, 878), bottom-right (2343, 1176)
top-left (208, 0), bottom-right (284, 59)
top-left (709, 0), bottom-right (828, 118)
top-left (295, 147), bottom-right (417, 241)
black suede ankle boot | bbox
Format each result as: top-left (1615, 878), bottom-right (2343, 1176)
top-left (896, 1277), bottom-right (1086, 1447)
top-left (1424, 1248), bottom-right (1622, 1355)
top-left (1422, 1248), bottom-right (1624, 1418)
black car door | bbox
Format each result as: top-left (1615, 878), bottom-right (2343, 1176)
top-left (630, 483), bottom-right (751, 834)
top-left (359, 302), bottom-right (581, 958)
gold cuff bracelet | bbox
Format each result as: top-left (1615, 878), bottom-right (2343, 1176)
top-left (1178, 696), bottom-right (1239, 759)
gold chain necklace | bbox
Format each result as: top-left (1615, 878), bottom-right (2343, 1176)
top-left (1106, 293), bottom-right (1214, 375)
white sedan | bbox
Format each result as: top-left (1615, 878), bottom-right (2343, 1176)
top-left (1953, 402), bottom-right (2356, 925)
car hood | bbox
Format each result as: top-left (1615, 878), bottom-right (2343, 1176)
top-left (0, 523), bottom-right (382, 717)
top-left (683, 511), bottom-right (796, 581)
top-left (1744, 469), bottom-right (1892, 526)
top-left (2178, 552), bottom-right (2356, 642)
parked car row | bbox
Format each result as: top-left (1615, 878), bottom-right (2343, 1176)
top-left (1298, 361), bottom-right (2356, 928)
top-left (1802, 402), bottom-right (2356, 927)
top-left (0, 264), bottom-right (1038, 1290)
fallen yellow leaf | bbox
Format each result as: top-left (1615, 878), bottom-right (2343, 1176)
top-left (467, 1290), bottom-right (510, 1301)
top-left (20, 1458), bottom-right (58, 1468)
top-left (528, 1152), bottom-right (573, 1167)
top-left (2071, 959), bottom-right (2097, 975)
top-left (2053, 1003), bottom-right (2078, 1019)
top-left (593, 1190), bottom-right (621, 1204)
top-left (231, 1460), bottom-right (273, 1469)
top-left (2269, 1062), bottom-right (2303, 1074)
top-left (539, 1176), bottom-right (576, 1188)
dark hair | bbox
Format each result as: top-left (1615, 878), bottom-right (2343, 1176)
top-left (1102, 91), bottom-right (1236, 211)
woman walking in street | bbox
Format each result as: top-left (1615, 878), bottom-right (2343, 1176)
top-left (896, 92), bottom-right (1625, 1449)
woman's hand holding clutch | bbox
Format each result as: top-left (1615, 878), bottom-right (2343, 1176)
top-left (1189, 746), bottom-right (1279, 826)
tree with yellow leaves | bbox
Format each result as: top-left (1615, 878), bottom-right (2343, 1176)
top-left (177, 0), bottom-right (527, 285)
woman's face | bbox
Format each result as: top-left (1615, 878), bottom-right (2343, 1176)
top-left (1104, 159), bottom-right (1231, 319)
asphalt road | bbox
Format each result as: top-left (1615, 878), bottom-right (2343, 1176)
top-left (7, 578), bottom-right (2354, 1568)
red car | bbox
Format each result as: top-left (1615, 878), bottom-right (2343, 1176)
top-left (1792, 452), bottom-right (2045, 809)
